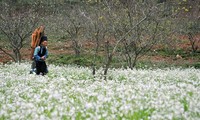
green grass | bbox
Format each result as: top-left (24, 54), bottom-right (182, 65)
top-left (118, 108), bottom-right (155, 120)
top-left (180, 99), bottom-right (189, 112)
top-left (46, 48), bottom-right (200, 69)
top-left (47, 54), bottom-right (93, 66)
top-left (185, 62), bottom-right (200, 69)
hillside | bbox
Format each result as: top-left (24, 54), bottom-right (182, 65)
top-left (0, 0), bottom-right (199, 68)
top-left (0, 34), bottom-right (199, 68)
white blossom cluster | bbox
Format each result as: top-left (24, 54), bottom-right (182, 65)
top-left (0, 62), bottom-right (200, 120)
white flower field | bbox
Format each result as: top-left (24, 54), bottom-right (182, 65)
top-left (0, 62), bottom-right (200, 120)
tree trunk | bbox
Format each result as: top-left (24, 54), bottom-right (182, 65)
top-left (188, 32), bottom-right (197, 53)
top-left (13, 48), bottom-right (21, 63)
top-left (72, 39), bottom-right (80, 56)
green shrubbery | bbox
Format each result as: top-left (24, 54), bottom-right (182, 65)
top-left (47, 51), bottom-right (200, 69)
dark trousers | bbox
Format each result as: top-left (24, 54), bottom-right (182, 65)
top-left (36, 61), bottom-right (47, 75)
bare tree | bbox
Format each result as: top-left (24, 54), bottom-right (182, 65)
top-left (99, 0), bottom-right (163, 79)
top-left (58, 5), bottom-right (87, 57)
top-left (187, 21), bottom-right (200, 53)
top-left (174, 0), bottom-right (200, 53)
top-left (117, 1), bottom-right (162, 69)
top-left (80, 2), bottom-right (107, 75)
top-left (0, 1), bottom-right (39, 62)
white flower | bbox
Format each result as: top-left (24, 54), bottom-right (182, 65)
top-left (0, 62), bottom-right (200, 120)
top-left (85, 102), bottom-right (93, 109)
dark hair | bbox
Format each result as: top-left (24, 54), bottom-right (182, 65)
top-left (40, 36), bottom-right (47, 45)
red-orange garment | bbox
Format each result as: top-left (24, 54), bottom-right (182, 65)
top-left (30, 26), bottom-right (45, 60)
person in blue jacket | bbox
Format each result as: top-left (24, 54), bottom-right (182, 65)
top-left (34, 36), bottom-right (48, 75)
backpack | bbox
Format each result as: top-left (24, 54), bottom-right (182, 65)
top-left (30, 26), bottom-right (45, 60)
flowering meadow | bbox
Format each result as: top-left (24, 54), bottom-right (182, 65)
top-left (0, 62), bottom-right (200, 120)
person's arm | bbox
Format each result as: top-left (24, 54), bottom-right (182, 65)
top-left (34, 46), bottom-right (41, 61)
